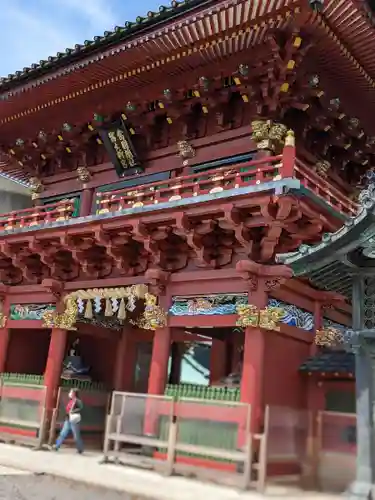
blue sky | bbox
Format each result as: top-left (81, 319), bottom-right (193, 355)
top-left (0, 0), bottom-right (167, 77)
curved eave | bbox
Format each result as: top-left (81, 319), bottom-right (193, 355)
top-left (0, 3), bottom-right (296, 128)
top-left (323, 0), bottom-right (375, 82)
top-left (0, 0), bottom-right (297, 101)
top-left (0, 0), bottom-right (211, 92)
top-left (276, 204), bottom-right (375, 275)
top-left (306, 12), bottom-right (375, 134)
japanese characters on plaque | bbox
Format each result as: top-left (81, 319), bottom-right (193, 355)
top-left (98, 118), bottom-right (142, 178)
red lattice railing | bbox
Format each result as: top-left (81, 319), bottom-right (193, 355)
top-left (0, 141), bottom-right (359, 232)
top-left (295, 159), bottom-right (357, 217)
top-left (0, 199), bottom-right (76, 232)
top-left (96, 155), bottom-right (284, 214)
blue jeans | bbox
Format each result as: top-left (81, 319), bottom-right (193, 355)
top-left (55, 419), bottom-right (83, 453)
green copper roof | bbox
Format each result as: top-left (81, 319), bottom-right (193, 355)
top-left (0, 0), bottom-right (210, 92)
top-left (276, 184), bottom-right (375, 298)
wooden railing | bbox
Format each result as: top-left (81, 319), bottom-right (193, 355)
top-left (295, 159), bottom-right (357, 217)
top-left (96, 155), bottom-right (358, 218)
top-left (96, 155), bottom-right (284, 214)
top-left (0, 198), bottom-right (76, 232)
top-left (0, 149), bottom-right (358, 232)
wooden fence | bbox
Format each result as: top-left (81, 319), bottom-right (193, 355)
top-left (101, 391), bottom-right (310, 491)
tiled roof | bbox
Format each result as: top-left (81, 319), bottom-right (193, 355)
top-left (0, 0), bottom-right (208, 91)
top-left (299, 350), bottom-right (354, 375)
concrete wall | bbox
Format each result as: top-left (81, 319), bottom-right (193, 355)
top-left (0, 176), bottom-right (31, 214)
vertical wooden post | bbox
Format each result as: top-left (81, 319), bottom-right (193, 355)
top-left (236, 260), bottom-right (292, 434)
top-left (0, 328), bottom-right (10, 374)
top-left (144, 326), bottom-right (171, 437)
top-left (113, 327), bottom-right (138, 391)
top-left (240, 286), bottom-right (268, 432)
top-left (209, 338), bottom-right (227, 384)
top-left (0, 289), bottom-right (11, 374)
top-left (168, 342), bottom-right (182, 385)
top-left (79, 188), bottom-right (94, 217)
top-left (44, 328), bottom-right (67, 412)
top-left (281, 129), bottom-right (296, 178)
top-left (147, 327), bottom-right (172, 395)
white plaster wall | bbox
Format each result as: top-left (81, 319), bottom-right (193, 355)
top-left (0, 176), bottom-right (31, 214)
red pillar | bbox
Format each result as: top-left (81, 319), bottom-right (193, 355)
top-left (209, 338), bottom-right (227, 384)
top-left (0, 291), bottom-right (11, 373)
top-left (79, 188), bottom-right (94, 217)
top-left (240, 286), bottom-right (268, 432)
top-left (0, 328), bottom-right (10, 373)
top-left (147, 327), bottom-right (171, 395)
top-left (281, 129), bottom-right (296, 178)
top-left (113, 328), bottom-right (138, 391)
top-left (143, 327), bottom-right (171, 437)
top-left (44, 328), bottom-right (67, 412)
top-left (236, 260), bottom-right (293, 433)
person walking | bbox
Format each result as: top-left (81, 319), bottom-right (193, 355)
top-left (53, 388), bottom-right (84, 454)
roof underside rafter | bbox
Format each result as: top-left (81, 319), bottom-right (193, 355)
top-left (0, 0), bottom-right (299, 126)
top-left (0, 0), bottom-right (373, 135)
top-left (0, 0), bottom-right (211, 90)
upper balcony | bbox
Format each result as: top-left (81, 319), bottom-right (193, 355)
top-left (0, 137), bottom-right (357, 238)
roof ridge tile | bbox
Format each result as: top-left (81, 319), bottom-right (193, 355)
top-left (0, 0), bottom-right (208, 91)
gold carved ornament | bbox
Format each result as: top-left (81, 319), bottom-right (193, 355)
top-left (177, 140), bottom-right (195, 166)
top-left (251, 120), bottom-right (288, 154)
top-left (132, 293), bottom-right (168, 331)
top-left (236, 304), bottom-right (285, 331)
top-left (315, 327), bottom-right (344, 347)
top-left (0, 299), bottom-right (7, 328)
top-left (77, 166), bottom-right (91, 183)
top-left (42, 297), bottom-right (78, 331)
top-left (29, 177), bottom-right (44, 201)
top-left (314, 160), bottom-right (331, 179)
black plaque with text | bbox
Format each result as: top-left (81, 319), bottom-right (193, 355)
top-left (98, 118), bottom-right (143, 178)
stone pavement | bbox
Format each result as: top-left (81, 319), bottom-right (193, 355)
top-left (0, 444), bottom-right (341, 500)
top-left (0, 472), bottom-right (127, 499)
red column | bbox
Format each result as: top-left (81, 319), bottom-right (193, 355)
top-left (0, 291), bottom-right (11, 373)
top-left (44, 328), bottom-right (67, 412)
top-left (147, 327), bottom-right (171, 395)
top-left (236, 260), bottom-right (292, 434)
top-left (209, 338), bottom-right (227, 384)
top-left (281, 129), bottom-right (296, 178)
top-left (79, 188), bottom-right (94, 217)
top-left (143, 327), bottom-right (171, 437)
top-left (113, 328), bottom-right (138, 391)
top-left (240, 285), bottom-right (268, 432)
top-left (0, 328), bottom-right (10, 373)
